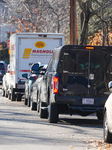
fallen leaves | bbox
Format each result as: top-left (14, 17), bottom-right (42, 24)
top-left (88, 140), bottom-right (112, 150)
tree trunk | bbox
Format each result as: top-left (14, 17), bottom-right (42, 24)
top-left (80, 14), bottom-right (89, 45)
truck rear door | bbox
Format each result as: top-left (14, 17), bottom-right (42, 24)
top-left (18, 37), bottom-right (62, 80)
top-left (58, 46), bottom-right (112, 97)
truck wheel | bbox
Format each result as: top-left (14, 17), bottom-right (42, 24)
top-left (48, 102), bottom-right (58, 123)
top-left (2, 89), bottom-right (5, 96)
top-left (103, 111), bottom-right (112, 143)
top-left (40, 102), bottom-right (48, 119)
top-left (11, 89), bottom-right (16, 101)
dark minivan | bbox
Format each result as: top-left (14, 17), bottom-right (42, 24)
top-left (39, 45), bottom-right (112, 123)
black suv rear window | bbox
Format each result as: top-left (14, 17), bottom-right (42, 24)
top-left (57, 49), bottom-right (102, 75)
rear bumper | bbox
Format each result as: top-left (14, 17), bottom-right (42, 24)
top-left (55, 95), bottom-right (106, 115)
top-left (13, 88), bottom-right (25, 95)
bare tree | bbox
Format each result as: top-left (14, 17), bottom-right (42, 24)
top-left (77, 0), bottom-right (112, 45)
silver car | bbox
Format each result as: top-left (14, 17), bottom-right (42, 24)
top-left (103, 81), bottom-right (112, 143)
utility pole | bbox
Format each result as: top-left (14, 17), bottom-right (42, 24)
top-left (69, 0), bottom-right (76, 45)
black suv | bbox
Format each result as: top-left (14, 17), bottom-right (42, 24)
top-left (0, 61), bottom-right (7, 84)
top-left (38, 45), bottom-right (112, 123)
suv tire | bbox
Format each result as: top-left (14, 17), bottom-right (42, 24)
top-left (40, 102), bottom-right (48, 118)
top-left (48, 102), bottom-right (58, 123)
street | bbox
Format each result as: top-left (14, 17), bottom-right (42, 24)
top-left (0, 88), bottom-right (108, 150)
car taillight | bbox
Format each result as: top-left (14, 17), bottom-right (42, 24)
top-left (53, 77), bottom-right (59, 94)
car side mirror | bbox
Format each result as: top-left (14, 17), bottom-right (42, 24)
top-left (22, 73), bottom-right (28, 79)
top-left (108, 81), bottom-right (112, 92)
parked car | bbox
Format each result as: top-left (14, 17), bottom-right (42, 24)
top-left (30, 65), bottom-right (47, 111)
top-left (35, 45), bottom-right (112, 123)
top-left (103, 81), bottom-right (112, 143)
top-left (22, 63), bottom-right (40, 106)
top-left (0, 61), bottom-right (7, 84)
top-left (2, 64), bottom-right (10, 98)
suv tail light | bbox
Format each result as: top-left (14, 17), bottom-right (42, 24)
top-left (53, 77), bottom-right (59, 94)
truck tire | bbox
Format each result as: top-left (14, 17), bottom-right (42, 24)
top-left (103, 111), bottom-right (112, 143)
top-left (48, 102), bottom-right (58, 123)
top-left (40, 102), bottom-right (48, 119)
top-left (2, 89), bottom-right (5, 96)
top-left (11, 89), bottom-right (16, 101)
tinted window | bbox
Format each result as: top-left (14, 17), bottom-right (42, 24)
top-left (58, 50), bottom-right (102, 76)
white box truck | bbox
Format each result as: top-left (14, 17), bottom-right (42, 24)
top-left (8, 33), bottom-right (64, 101)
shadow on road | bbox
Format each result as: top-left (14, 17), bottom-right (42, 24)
top-left (58, 115), bottom-right (103, 128)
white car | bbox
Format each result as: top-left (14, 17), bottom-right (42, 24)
top-left (103, 81), bottom-right (112, 143)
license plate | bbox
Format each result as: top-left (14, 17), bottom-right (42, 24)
top-left (17, 85), bottom-right (25, 89)
top-left (82, 98), bottom-right (94, 104)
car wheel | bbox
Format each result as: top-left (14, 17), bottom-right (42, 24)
top-left (39, 102), bottom-right (48, 119)
top-left (48, 102), bottom-right (58, 123)
top-left (103, 111), bottom-right (112, 143)
top-left (28, 95), bottom-right (31, 107)
top-left (8, 93), bottom-right (11, 100)
top-left (30, 96), bottom-right (37, 111)
top-left (37, 93), bottom-right (40, 113)
top-left (24, 98), bottom-right (28, 105)
top-left (2, 89), bottom-right (5, 96)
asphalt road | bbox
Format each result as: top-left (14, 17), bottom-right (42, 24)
top-left (0, 89), bottom-right (104, 150)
